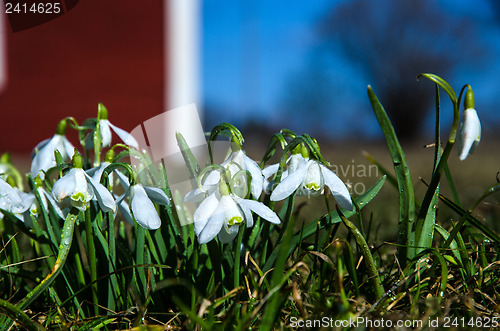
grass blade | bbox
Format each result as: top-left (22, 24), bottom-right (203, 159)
top-left (367, 85), bottom-right (415, 265)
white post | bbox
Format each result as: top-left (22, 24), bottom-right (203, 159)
top-left (165, 0), bottom-right (200, 110)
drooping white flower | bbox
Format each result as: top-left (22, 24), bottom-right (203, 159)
top-left (25, 184), bottom-right (65, 221)
top-left (97, 103), bottom-right (138, 148)
top-left (52, 167), bottom-right (116, 213)
top-left (0, 178), bottom-right (27, 216)
top-left (189, 172), bottom-right (280, 244)
top-left (128, 184), bottom-right (162, 230)
top-left (185, 149), bottom-right (264, 202)
top-left (12, 186), bottom-right (64, 227)
top-left (87, 161), bottom-right (112, 182)
top-left (99, 119), bottom-right (139, 148)
top-left (269, 153), bottom-right (353, 211)
top-left (456, 102), bottom-right (481, 161)
top-left (115, 170), bottom-right (170, 230)
top-left (194, 187), bottom-right (280, 244)
top-left (456, 88), bottom-right (481, 161)
top-left (31, 128), bottom-right (75, 177)
top-left (86, 150), bottom-right (118, 191)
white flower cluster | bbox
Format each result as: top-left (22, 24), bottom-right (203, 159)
top-left (186, 150), bottom-right (280, 244)
top-left (0, 115), bottom-right (168, 231)
top-left (185, 145), bottom-right (354, 244)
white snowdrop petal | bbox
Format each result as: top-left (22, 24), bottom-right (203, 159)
top-left (184, 187), bottom-right (207, 203)
top-left (18, 190), bottom-right (35, 210)
top-left (84, 172), bottom-right (116, 213)
top-left (303, 161), bottom-right (323, 191)
top-left (131, 184), bottom-right (161, 230)
top-left (288, 154), bottom-right (307, 173)
top-left (236, 198), bottom-right (254, 228)
top-left (320, 165), bottom-right (353, 211)
top-left (203, 169), bottom-right (221, 186)
top-left (0, 178), bottom-right (22, 206)
top-left (108, 122), bottom-right (139, 148)
top-left (118, 197), bottom-right (134, 226)
top-left (99, 119), bottom-right (112, 147)
top-left (198, 201), bottom-right (225, 244)
top-left (30, 136), bottom-right (59, 175)
top-left (87, 162), bottom-right (110, 182)
top-left (238, 198), bottom-right (281, 224)
top-left (143, 186), bottom-right (170, 205)
top-left (31, 138), bottom-right (51, 158)
top-left (115, 170), bottom-right (131, 190)
top-left (270, 160), bottom-right (309, 201)
top-left (193, 192), bottom-right (220, 236)
top-left (43, 189), bottom-right (66, 219)
top-left (262, 163), bottom-right (279, 179)
top-left (218, 223), bottom-right (239, 243)
top-left (52, 168), bottom-right (78, 202)
top-left (243, 153), bottom-right (264, 199)
top-left (74, 169), bottom-right (93, 200)
top-left (457, 108), bottom-right (481, 161)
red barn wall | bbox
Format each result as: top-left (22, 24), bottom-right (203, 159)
top-left (0, 0), bottom-right (164, 153)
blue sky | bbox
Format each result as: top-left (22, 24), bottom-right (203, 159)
top-left (202, 0), bottom-right (332, 123)
top-left (202, 0), bottom-right (500, 138)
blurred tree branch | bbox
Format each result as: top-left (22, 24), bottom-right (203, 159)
top-left (317, 0), bottom-right (482, 140)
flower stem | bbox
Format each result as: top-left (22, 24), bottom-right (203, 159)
top-left (0, 298), bottom-right (43, 331)
top-left (338, 206), bottom-right (384, 300)
top-left (19, 209), bottom-right (79, 309)
top-left (234, 225), bottom-right (245, 290)
top-left (85, 209), bottom-right (99, 316)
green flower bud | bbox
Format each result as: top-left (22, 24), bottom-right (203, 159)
top-left (292, 144), bottom-right (302, 155)
top-left (300, 143), bottom-right (309, 159)
top-left (55, 118), bottom-right (68, 135)
top-left (71, 149), bottom-right (84, 168)
top-left (34, 176), bottom-right (43, 188)
top-left (465, 88), bottom-right (474, 109)
top-left (98, 103), bottom-right (109, 120)
top-left (219, 179), bottom-right (231, 196)
top-left (105, 149), bottom-right (115, 163)
top-left (0, 152), bottom-right (11, 163)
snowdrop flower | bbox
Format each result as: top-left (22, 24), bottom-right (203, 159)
top-left (86, 150), bottom-right (116, 187)
top-left (52, 152), bottom-right (116, 212)
top-left (269, 146), bottom-right (353, 211)
top-left (11, 186), bottom-right (63, 227)
top-left (10, 176), bottom-right (65, 227)
top-left (194, 180), bottom-right (280, 244)
top-left (0, 177), bottom-right (27, 216)
top-left (98, 103), bottom-right (138, 148)
top-left (31, 119), bottom-right (75, 177)
top-left (11, 190), bottom-right (35, 226)
top-left (115, 170), bottom-right (170, 230)
top-left (87, 161), bottom-right (112, 183)
top-left (28, 177), bottom-right (65, 220)
top-left (185, 149), bottom-right (264, 202)
top-left (456, 88), bottom-right (481, 161)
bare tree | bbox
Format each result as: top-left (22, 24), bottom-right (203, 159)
top-left (319, 0), bottom-right (480, 140)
